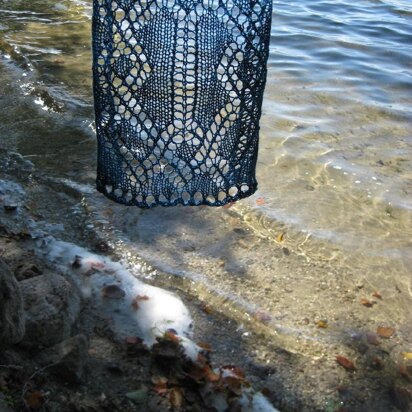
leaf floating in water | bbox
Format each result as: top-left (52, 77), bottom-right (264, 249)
top-left (256, 197), bottom-right (265, 206)
top-left (316, 320), bottom-right (328, 328)
top-left (372, 291), bottom-right (382, 300)
top-left (366, 332), bottom-right (380, 346)
top-left (401, 352), bottom-right (412, 360)
top-left (26, 391), bottom-right (45, 409)
top-left (371, 356), bottom-right (384, 370)
top-left (253, 309), bottom-right (272, 324)
top-left (377, 326), bottom-right (395, 338)
top-left (336, 356), bottom-right (356, 371)
top-left (399, 365), bottom-right (412, 382)
top-left (360, 298), bottom-right (376, 308)
top-left (102, 284), bottom-right (125, 299)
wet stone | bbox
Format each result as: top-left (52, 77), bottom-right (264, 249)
top-left (19, 273), bottom-right (81, 348)
top-left (0, 258), bottom-right (25, 347)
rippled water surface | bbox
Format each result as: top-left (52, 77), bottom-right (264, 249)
top-left (1, 1), bottom-right (412, 401)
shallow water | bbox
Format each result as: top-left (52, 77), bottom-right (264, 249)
top-left (0, 0), bottom-right (412, 407)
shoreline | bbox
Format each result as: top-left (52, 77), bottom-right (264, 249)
top-left (0, 147), bottom-right (411, 411)
top-left (0, 166), bottom-right (279, 412)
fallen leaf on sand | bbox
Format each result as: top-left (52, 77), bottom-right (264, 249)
top-left (197, 342), bottom-right (213, 352)
top-left (102, 284), bottom-right (125, 299)
top-left (200, 303), bottom-right (212, 314)
top-left (317, 320), bottom-right (328, 328)
top-left (372, 291), bottom-right (382, 300)
top-left (377, 326), bottom-right (395, 338)
top-left (336, 356), bottom-right (356, 371)
top-left (401, 352), bottom-right (412, 360)
top-left (360, 298), bottom-right (376, 307)
top-left (276, 232), bottom-right (285, 242)
top-left (169, 387), bottom-right (184, 408)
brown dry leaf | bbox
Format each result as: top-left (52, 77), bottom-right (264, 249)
top-left (360, 298), bottom-right (376, 307)
top-left (401, 352), bottom-right (412, 360)
top-left (26, 391), bottom-right (45, 409)
top-left (164, 329), bottom-right (180, 343)
top-left (102, 284), bottom-right (125, 299)
top-left (276, 232), bottom-right (285, 243)
top-left (152, 375), bottom-right (168, 385)
top-left (196, 353), bottom-right (208, 366)
top-left (399, 365), bottom-right (412, 382)
top-left (253, 310), bottom-right (272, 324)
top-left (224, 376), bottom-right (243, 395)
top-left (336, 356), bottom-right (356, 371)
top-left (169, 387), bottom-right (184, 409)
top-left (136, 294), bottom-right (150, 301)
top-left (377, 326), bottom-right (395, 338)
top-left (317, 320), bottom-right (328, 328)
top-left (187, 364), bottom-right (207, 383)
top-left (200, 303), bottom-right (212, 314)
top-left (154, 382), bottom-right (168, 396)
top-left (256, 197), bottom-right (265, 206)
top-left (205, 368), bottom-right (220, 383)
top-left (372, 291), bottom-right (382, 300)
top-left (197, 341), bottom-right (213, 352)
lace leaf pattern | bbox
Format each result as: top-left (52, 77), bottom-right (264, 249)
top-left (92, 0), bottom-right (272, 208)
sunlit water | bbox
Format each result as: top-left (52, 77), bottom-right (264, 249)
top-left (1, 0), bottom-right (411, 372)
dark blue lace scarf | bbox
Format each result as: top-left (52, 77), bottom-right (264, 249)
top-left (92, 0), bottom-right (272, 208)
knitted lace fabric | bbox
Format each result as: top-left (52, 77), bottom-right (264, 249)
top-left (92, 0), bottom-right (272, 208)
